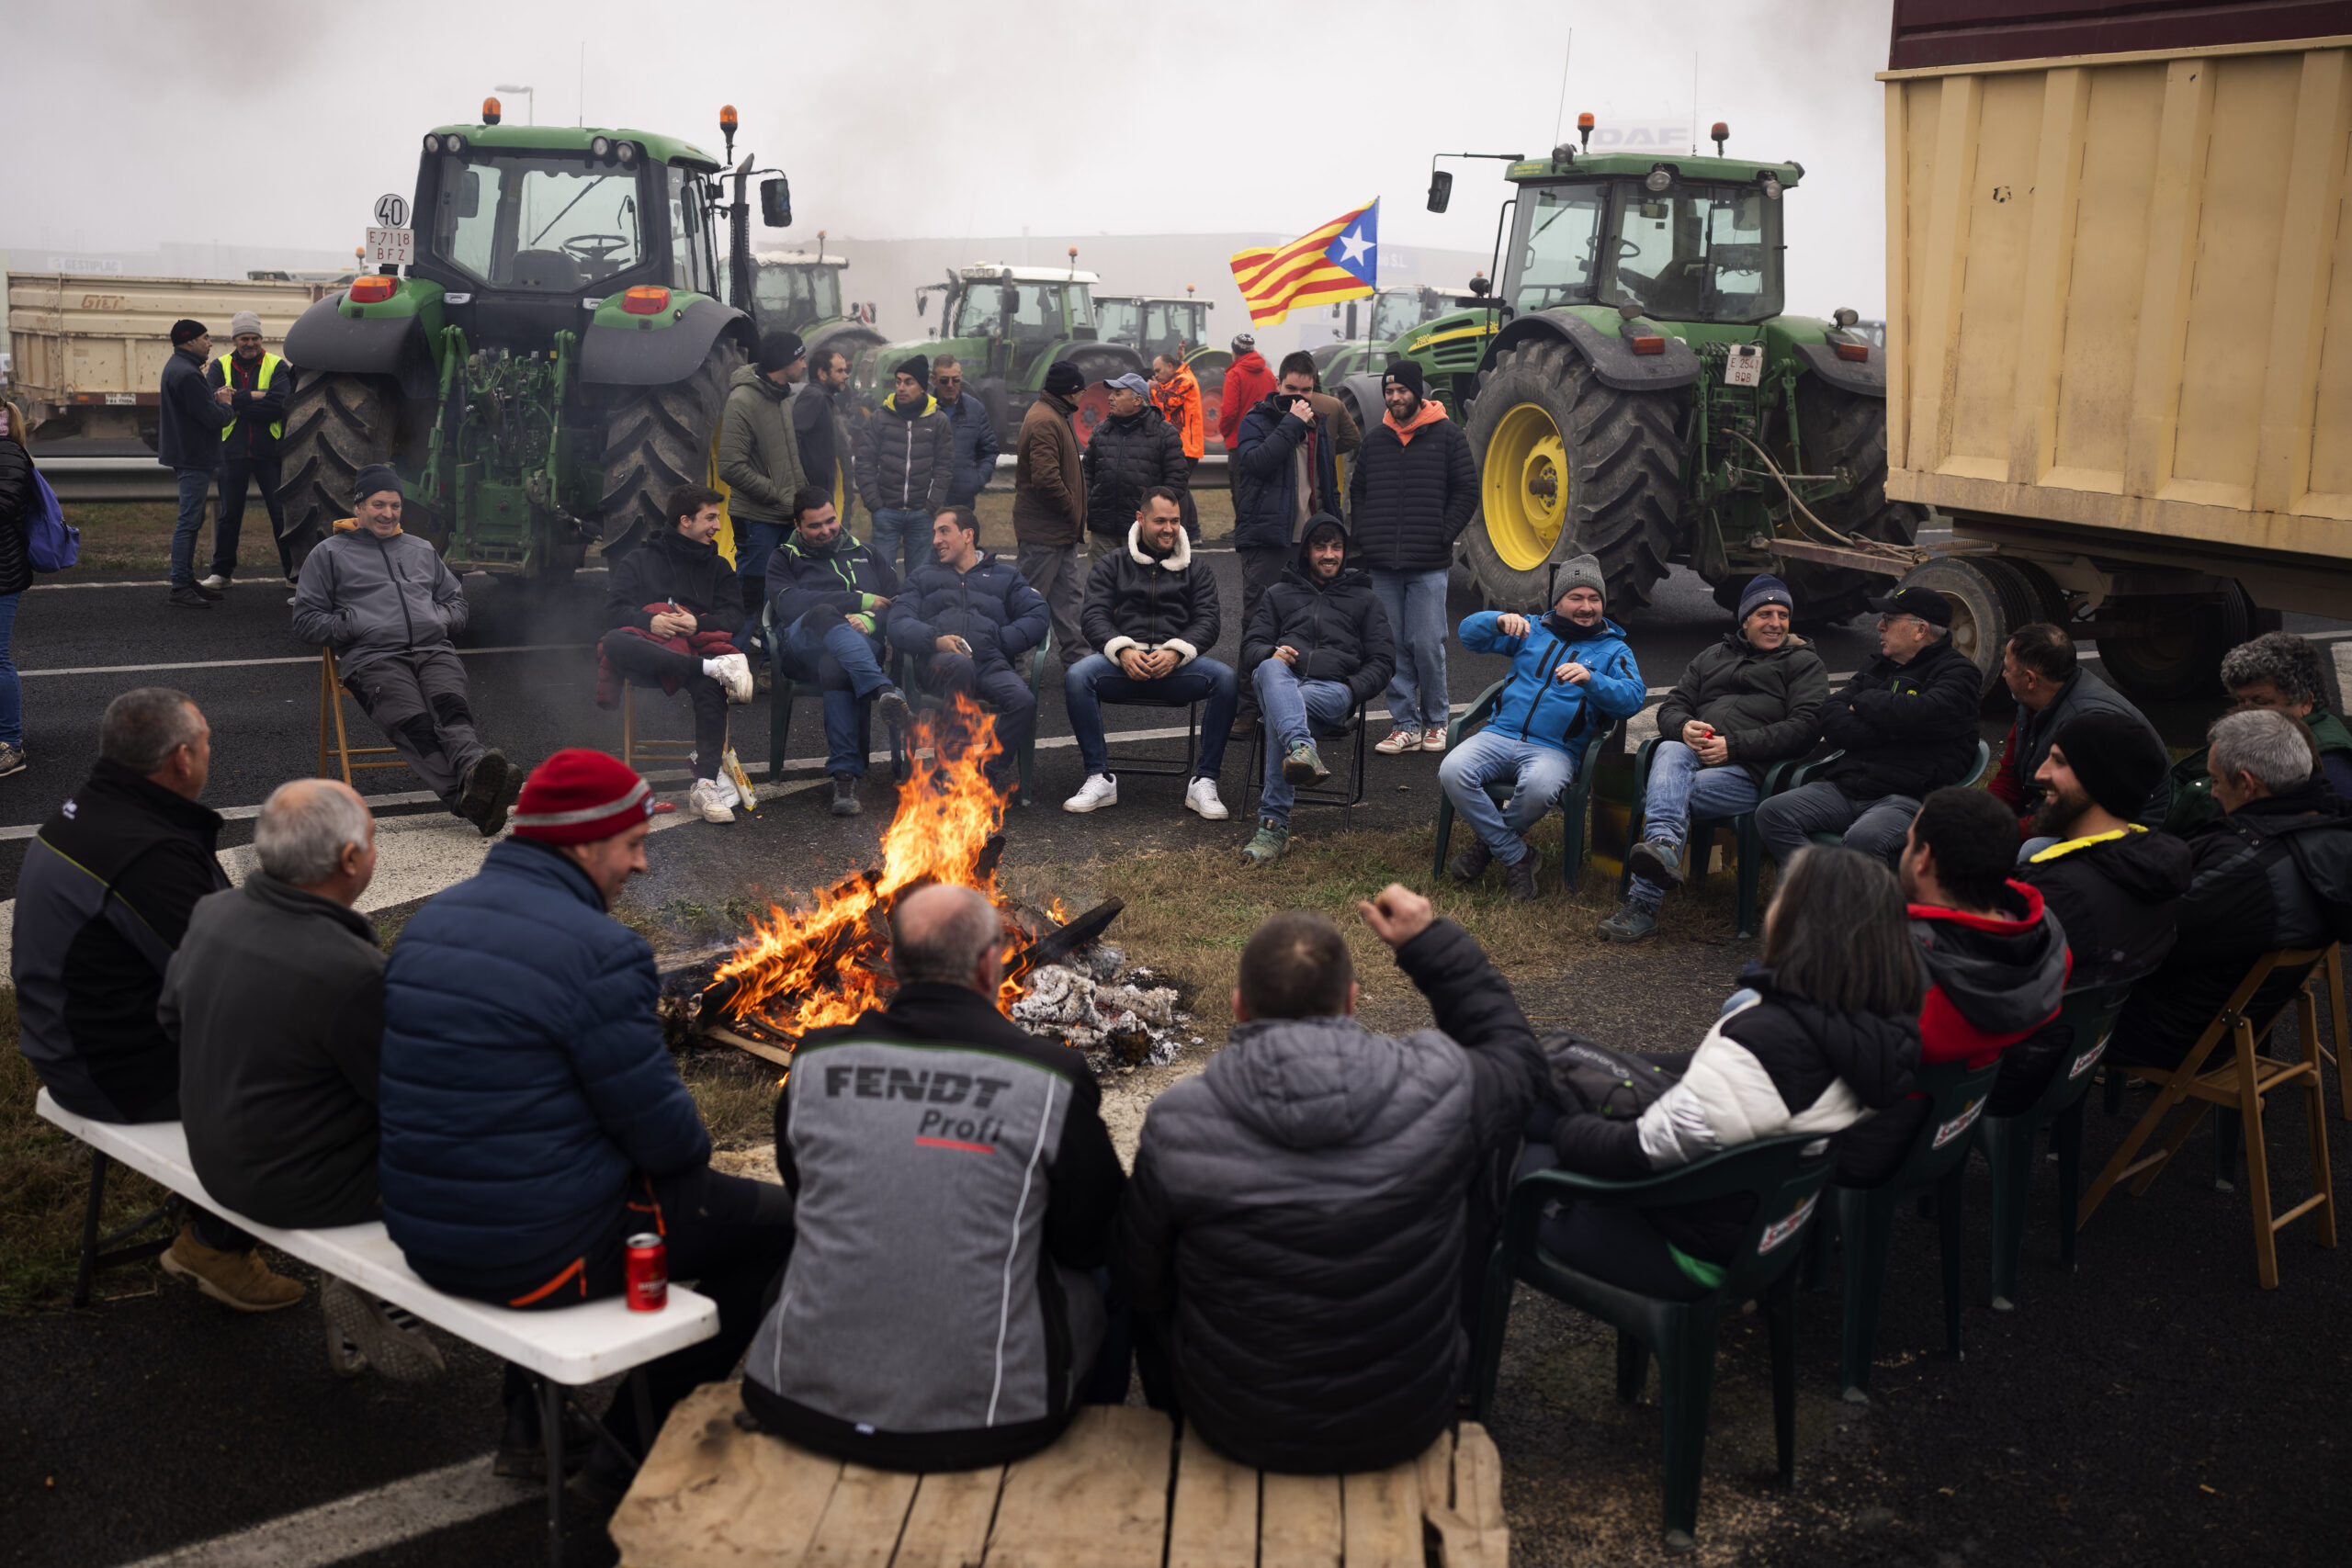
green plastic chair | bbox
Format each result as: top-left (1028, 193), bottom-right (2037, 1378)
top-left (1430, 676), bottom-right (1619, 891)
top-left (762, 603), bottom-right (907, 785)
top-left (1975, 979), bottom-right (2136, 1312)
top-left (1804, 1057), bottom-right (2001, 1402)
top-left (1791, 739), bottom-right (1993, 850)
top-left (902, 626), bottom-right (1053, 806)
top-left (1624, 739), bottom-right (1811, 938)
top-left (1470, 1134), bottom-right (1836, 1551)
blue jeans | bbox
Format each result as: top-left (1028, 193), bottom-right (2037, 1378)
top-left (772, 613), bottom-right (894, 776)
top-left (1630, 740), bottom-right (1764, 905)
top-left (1063, 652), bottom-right (1238, 781)
top-left (0, 592), bottom-right (19, 747)
top-left (735, 520), bottom-right (791, 588)
top-left (1436, 728), bottom-right (1578, 867)
top-left (868, 507), bottom-right (930, 583)
top-left (1370, 568), bottom-right (1451, 734)
top-left (1253, 660), bottom-right (1354, 825)
top-left (171, 468), bottom-right (212, 589)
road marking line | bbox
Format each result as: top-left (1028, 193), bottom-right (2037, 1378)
top-left (19, 645), bottom-right (591, 678)
top-left (107, 1453), bottom-right (531, 1568)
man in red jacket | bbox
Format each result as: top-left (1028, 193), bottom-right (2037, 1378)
top-left (1216, 333), bottom-right (1277, 455)
top-left (1832, 786), bottom-right (2068, 1185)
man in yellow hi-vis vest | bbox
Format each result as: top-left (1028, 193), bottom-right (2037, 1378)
top-left (202, 310), bottom-right (294, 593)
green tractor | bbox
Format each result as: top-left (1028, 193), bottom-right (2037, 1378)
top-left (277, 103), bottom-right (795, 581)
top-left (857, 261), bottom-right (1145, 448)
top-left (1401, 123), bottom-right (1911, 623)
top-left (746, 242), bottom-right (887, 368)
top-left (1313, 287), bottom-right (1452, 382)
top-left (1095, 290), bottom-right (1229, 445)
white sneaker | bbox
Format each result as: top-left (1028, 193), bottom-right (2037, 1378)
top-left (711, 772), bottom-right (741, 810)
top-left (1063, 773), bottom-right (1119, 813)
top-left (1185, 777), bottom-right (1230, 820)
top-left (703, 650), bottom-right (754, 705)
top-left (688, 777), bottom-right (736, 823)
top-left (198, 573), bottom-right (229, 591)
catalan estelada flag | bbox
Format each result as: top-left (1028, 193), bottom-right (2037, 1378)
top-left (1229, 199), bottom-right (1379, 326)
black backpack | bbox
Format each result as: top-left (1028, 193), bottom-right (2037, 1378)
top-left (1538, 1030), bottom-right (1679, 1120)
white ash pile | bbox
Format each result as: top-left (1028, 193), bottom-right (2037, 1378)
top-left (1012, 943), bottom-right (1201, 1073)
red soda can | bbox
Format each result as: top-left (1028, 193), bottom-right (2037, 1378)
top-left (625, 1233), bottom-right (668, 1312)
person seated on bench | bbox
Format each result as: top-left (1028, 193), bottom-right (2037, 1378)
top-left (741, 885), bottom-right (1126, 1469)
top-left (1115, 886), bottom-right (1542, 1474)
top-left (2110, 708), bottom-right (2352, 1072)
top-left (14, 687), bottom-right (303, 1312)
top-left (764, 484), bottom-right (915, 818)
top-left (1442, 556), bottom-right (1645, 901)
top-left (1603, 572), bottom-right (1828, 942)
top-left (886, 505), bottom-right (1049, 795)
top-left (1062, 486), bottom-right (1236, 819)
top-left (599, 483), bottom-right (756, 825)
top-left (1988, 623), bottom-right (2170, 854)
top-left (161, 778), bottom-right (442, 1378)
top-left (1834, 787), bottom-right (2068, 1185)
top-left (1529, 846), bottom-right (1922, 1298)
top-left (2165, 631), bottom-right (2352, 830)
top-left (291, 464), bottom-right (518, 837)
top-left (1754, 584), bottom-right (1980, 868)
top-left (379, 750), bottom-right (793, 1494)
top-left (1236, 511), bottom-right (1392, 867)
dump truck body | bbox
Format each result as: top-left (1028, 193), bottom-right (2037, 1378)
top-left (1882, 6), bottom-right (2352, 629)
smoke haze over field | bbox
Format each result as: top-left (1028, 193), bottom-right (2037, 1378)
top-left (4, 0), bottom-right (1892, 315)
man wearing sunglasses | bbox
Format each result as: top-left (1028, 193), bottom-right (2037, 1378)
top-left (1753, 584), bottom-right (1984, 867)
top-left (933, 356), bottom-right (1001, 512)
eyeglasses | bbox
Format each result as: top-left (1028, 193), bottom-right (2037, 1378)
top-left (936, 375), bottom-right (962, 385)
top-left (1876, 613), bottom-right (1923, 628)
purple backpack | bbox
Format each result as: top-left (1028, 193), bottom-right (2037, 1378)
top-left (28, 469), bottom-right (79, 573)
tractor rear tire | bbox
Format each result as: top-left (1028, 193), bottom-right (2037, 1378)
top-left (1778, 378), bottom-right (1924, 625)
top-left (277, 371), bottom-right (397, 568)
top-left (599, 337), bottom-right (746, 558)
top-left (1461, 338), bottom-right (1685, 613)
top-left (2097, 584), bottom-right (2257, 704)
top-left (1894, 555), bottom-right (2042, 705)
top-left (1058, 346), bottom-right (1143, 449)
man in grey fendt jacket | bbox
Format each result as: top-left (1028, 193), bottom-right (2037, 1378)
top-left (1115, 885), bottom-right (1542, 1475)
top-left (291, 465), bottom-right (518, 836)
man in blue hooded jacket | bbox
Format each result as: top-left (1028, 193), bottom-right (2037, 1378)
top-left (1438, 555), bottom-right (1645, 899)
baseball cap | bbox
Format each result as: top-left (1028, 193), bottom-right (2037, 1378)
top-left (1866, 585), bottom-right (1952, 626)
top-left (1107, 373), bottom-right (1152, 400)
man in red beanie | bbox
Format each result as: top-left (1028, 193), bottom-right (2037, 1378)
top-left (376, 749), bottom-right (793, 1495)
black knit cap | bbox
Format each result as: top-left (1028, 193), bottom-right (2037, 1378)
top-left (755, 330), bottom-right (806, 373)
top-left (170, 319), bottom-right (208, 346)
top-left (894, 354), bottom-right (930, 388)
top-left (351, 464), bottom-right (402, 505)
top-left (1383, 360), bottom-right (1426, 397)
top-left (2049, 709), bottom-right (2166, 821)
top-left (1043, 360), bottom-right (1086, 397)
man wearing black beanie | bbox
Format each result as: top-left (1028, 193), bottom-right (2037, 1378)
top-left (159, 319), bottom-right (238, 609)
top-left (718, 331), bottom-right (810, 618)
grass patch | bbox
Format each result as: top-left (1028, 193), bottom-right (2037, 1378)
top-left (0, 991), bottom-right (173, 1315)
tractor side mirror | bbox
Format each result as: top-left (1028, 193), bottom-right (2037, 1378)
top-left (1000, 287), bottom-right (1021, 320)
top-left (1426, 169), bottom-right (1453, 213)
top-left (759, 177), bottom-right (792, 228)
top-left (917, 293), bottom-right (930, 318)
top-left (457, 171), bottom-right (481, 220)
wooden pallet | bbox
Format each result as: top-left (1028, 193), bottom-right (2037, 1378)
top-left (612, 1382), bottom-right (1509, 1568)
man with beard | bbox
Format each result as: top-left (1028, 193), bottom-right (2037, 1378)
top-left (1832, 786), bottom-right (2069, 1185)
top-left (1229, 356), bottom-right (1348, 738)
top-left (1012, 361), bottom-right (1091, 665)
top-left (720, 331), bottom-right (810, 621)
top-left (1350, 361), bottom-right (1476, 757)
top-left (765, 487), bottom-right (916, 818)
top-left (200, 311), bottom-right (294, 592)
top-left (1439, 558), bottom-right (1645, 900)
top-left (1988, 623), bottom-right (2169, 850)
top-left (1237, 513), bottom-right (1393, 866)
top-left (796, 347), bottom-right (857, 525)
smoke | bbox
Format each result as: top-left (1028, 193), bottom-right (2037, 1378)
top-left (5, 0), bottom-right (1892, 313)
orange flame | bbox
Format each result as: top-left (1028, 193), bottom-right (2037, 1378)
top-left (715, 695), bottom-right (1026, 1043)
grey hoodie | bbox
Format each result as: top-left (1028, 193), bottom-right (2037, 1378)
top-left (291, 527), bottom-right (469, 674)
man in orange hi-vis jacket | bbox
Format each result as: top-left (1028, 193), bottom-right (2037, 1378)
top-left (1150, 353), bottom-right (1205, 542)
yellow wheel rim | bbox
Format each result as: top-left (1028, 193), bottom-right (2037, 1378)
top-left (1484, 401), bottom-right (1570, 572)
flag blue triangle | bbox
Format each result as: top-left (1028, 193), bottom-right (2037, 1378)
top-left (1325, 201), bottom-right (1379, 286)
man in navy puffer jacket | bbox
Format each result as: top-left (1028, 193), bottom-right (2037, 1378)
top-left (379, 750), bottom-right (791, 1477)
top-left (1440, 555), bottom-right (1645, 900)
top-left (888, 506), bottom-right (1050, 791)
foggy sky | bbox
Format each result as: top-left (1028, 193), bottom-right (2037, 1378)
top-left (3, 0), bottom-right (1894, 314)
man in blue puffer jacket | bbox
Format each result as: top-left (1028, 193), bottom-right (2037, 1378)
top-left (379, 750), bottom-right (792, 1484)
top-left (888, 506), bottom-right (1050, 793)
top-left (1439, 554), bottom-right (1645, 899)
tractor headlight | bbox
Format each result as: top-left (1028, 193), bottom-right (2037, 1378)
top-left (1645, 167), bottom-right (1672, 194)
top-left (424, 133), bottom-right (441, 153)
top-left (1762, 175), bottom-right (1783, 200)
top-left (591, 136), bottom-right (612, 159)
top-left (617, 141), bottom-right (639, 167)
top-left (445, 132), bottom-right (466, 152)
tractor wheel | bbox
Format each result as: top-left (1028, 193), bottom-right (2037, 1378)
top-left (2097, 584), bottom-right (2257, 704)
top-left (1893, 555), bottom-right (2042, 705)
top-left (1461, 337), bottom-right (1685, 613)
top-left (1776, 378), bottom-right (1925, 625)
top-left (1057, 346), bottom-right (1136, 449)
top-left (277, 370), bottom-right (398, 567)
top-left (599, 337), bottom-right (746, 558)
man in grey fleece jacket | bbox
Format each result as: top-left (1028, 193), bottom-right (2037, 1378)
top-left (291, 466), bottom-right (517, 835)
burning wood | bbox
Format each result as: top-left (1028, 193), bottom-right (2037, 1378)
top-left (691, 698), bottom-right (1187, 1071)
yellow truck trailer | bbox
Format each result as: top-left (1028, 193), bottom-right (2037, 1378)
top-left (3, 273), bottom-right (323, 449)
top-left (1874, 0), bottom-right (2352, 700)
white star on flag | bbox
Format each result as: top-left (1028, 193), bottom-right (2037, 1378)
top-left (1337, 227), bottom-right (1374, 267)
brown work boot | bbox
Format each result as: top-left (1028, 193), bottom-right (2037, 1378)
top-left (161, 1224), bottom-right (306, 1313)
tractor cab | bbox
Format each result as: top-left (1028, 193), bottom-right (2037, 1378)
top-left (413, 124), bottom-right (725, 348)
top-left (1097, 295), bottom-right (1214, 364)
top-left (948, 265), bottom-right (1102, 382)
top-left (1497, 151), bottom-right (1795, 327)
top-left (749, 249), bottom-right (844, 333)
